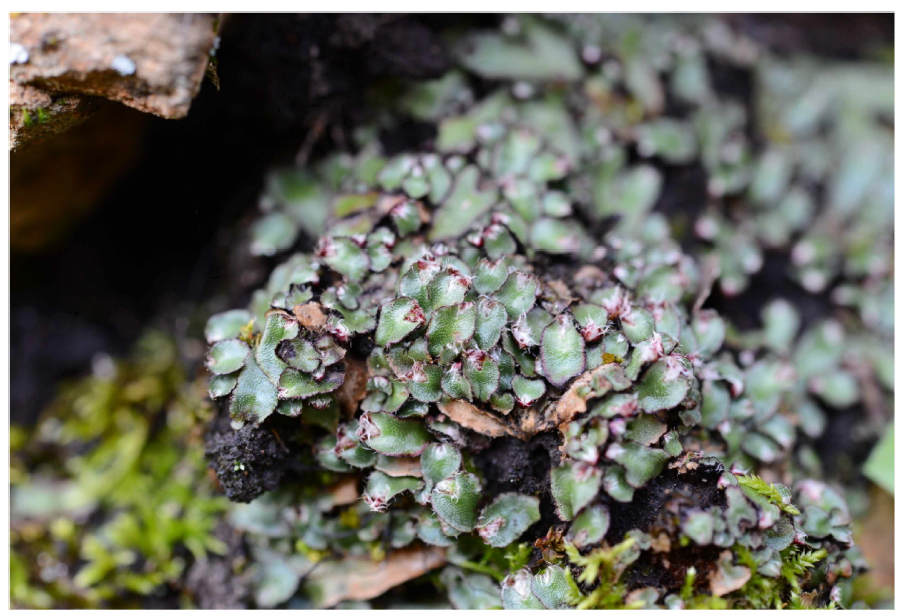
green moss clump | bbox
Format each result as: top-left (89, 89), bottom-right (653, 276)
top-left (11, 332), bottom-right (229, 608)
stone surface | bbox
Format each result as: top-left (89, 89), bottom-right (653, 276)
top-left (10, 12), bottom-right (216, 149)
top-left (8, 82), bottom-right (102, 151)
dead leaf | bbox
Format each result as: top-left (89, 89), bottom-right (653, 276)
top-left (650, 532), bottom-right (671, 553)
top-left (573, 265), bottom-right (608, 287)
top-left (293, 302), bottom-right (328, 331)
top-left (438, 399), bottom-right (518, 438)
top-left (797, 591), bottom-right (820, 608)
top-left (693, 253), bottom-right (720, 313)
top-left (336, 356), bottom-right (368, 418)
top-left (264, 308), bottom-right (294, 322)
top-left (546, 279), bottom-right (575, 302)
top-left (303, 546), bottom-right (446, 607)
top-left (328, 476), bottom-right (361, 508)
top-left (438, 398), bottom-right (549, 441)
top-left (514, 406), bottom-right (546, 438)
top-left (376, 194), bottom-right (407, 217)
top-left (540, 279), bottom-right (575, 313)
top-left (709, 550), bottom-right (751, 597)
top-left (376, 456), bottom-right (423, 477)
top-left (552, 366), bottom-right (613, 429)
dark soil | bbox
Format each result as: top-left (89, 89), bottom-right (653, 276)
top-left (813, 404), bottom-right (882, 484)
top-left (472, 432), bottom-right (561, 498)
top-left (205, 411), bottom-right (294, 502)
top-left (185, 523), bottom-right (251, 609)
top-left (624, 544), bottom-right (722, 594)
top-left (606, 463), bottom-right (726, 544)
top-left (471, 432), bottom-right (564, 540)
top-left (652, 161), bottom-right (709, 252)
top-left (138, 589), bottom-right (182, 610)
top-left (607, 463), bottom-right (728, 595)
top-left (728, 14), bottom-right (893, 60)
top-left (702, 250), bottom-right (833, 333)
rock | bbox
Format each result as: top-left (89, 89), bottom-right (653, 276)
top-left (8, 82), bottom-right (103, 151)
top-left (10, 13), bottom-right (216, 149)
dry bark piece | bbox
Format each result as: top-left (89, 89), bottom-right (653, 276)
top-left (303, 545), bottom-right (446, 607)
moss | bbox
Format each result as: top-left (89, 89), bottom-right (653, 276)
top-left (10, 332), bottom-right (229, 608)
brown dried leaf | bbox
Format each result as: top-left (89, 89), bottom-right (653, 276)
top-left (376, 456), bottom-right (423, 477)
top-left (546, 279), bottom-right (575, 302)
top-left (438, 399), bottom-right (547, 441)
top-left (336, 356), bottom-right (368, 418)
top-left (514, 406), bottom-right (546, 438)
top-left (303, 546), bottom-right (446, 607)
top-left (552, 366), bottom-right (613, 429)
top-left (328, 476), bottom-right (361, 508)
top-left (650, 532), bottom-right (671, 553)
top-left (375, 194), bottom-right (430, 223)
top-left (541, 279), bottom-right (576, 313)
top-left (573, 265), bottom-right (608, 286)
top-left (693, 253), bottom-right (720, 313)
top-left (709, 550), bottom-right (752, 597)
top-left (293, 302), bottom-right (328, 331)
top-left (438, 399), bottom-right (517, 438)
top-left (797, 591), bottom-right (821, 609)
top-left (376, 194), bottom-right (408, 217)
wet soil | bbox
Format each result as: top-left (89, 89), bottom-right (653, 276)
top-left (185, 523), bottom-right (251, 609)
top-left (471, 432), bottom-right (564, 541)
top-left (205, 411), bottom-right (293, 503)
top-left (606, 464), bottom-right (726, 543)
